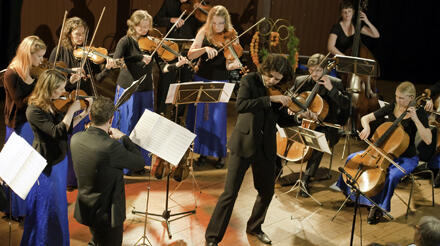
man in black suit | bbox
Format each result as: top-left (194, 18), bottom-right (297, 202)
top-left (205, 54), bottom-right (301, 246)
top-left (70, 96), bottom-right (145, 246)
top-left (292, 53), bottom-right (350, 197)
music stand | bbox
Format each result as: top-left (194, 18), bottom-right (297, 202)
top-left (276, 125), bottom-right (331, 206)
top-left (114, 74), bottom-right (147, 109)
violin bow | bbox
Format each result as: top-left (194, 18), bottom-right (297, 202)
top-left (182, 0), bottom-right (206, 22)
top-left (150, 11), bottom-right (186, 58)
top-left (53, 11), bottom-right (68, 67)
top-left (206, 17), bottom-right (266, 61)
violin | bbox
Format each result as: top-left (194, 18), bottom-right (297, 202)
top-left (30, 59), bottom-right (75, 78)
top-left (180, 0), bottom-right (212, 23)
top-left (73, 46), bottom-right (126, 68)
top-left (53, 89), bottom-right (92, 113)
top-left (211, 30), bottom-right (249, 75)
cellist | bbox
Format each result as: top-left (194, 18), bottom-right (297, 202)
top-left (287, 53), bottom-right (350, 197)
top-left (337, 81), bottom-right (432, 224)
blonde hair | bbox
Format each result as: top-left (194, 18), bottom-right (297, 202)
top-left (28, 69), bottom-right (66, 113)
top-left (127, 10), bottom-right (152, 37)
top-left (61, 17), bottom-right (88, 50)
top-left (203, 5), bottom-right (234, 44)
top-left (9, 36), bottom-right (46, 81)
top-left (396, 81), bottom-right (416, 98)
top-left (307, 53), bottom-right (326, 68)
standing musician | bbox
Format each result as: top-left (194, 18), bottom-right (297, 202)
top-left (1, 36), bottom-right (46, 220)
top-left (70, 96), bottom-right (145, 246)
top-left (205, 54), bottom-right (298, 246)
top-left (154, 0), bottom-right (200, 117)
top-left (22, 69), bottom-right (92, 245)
top-left (112, 9), bottom-right (162, 173)
top-left (337, 81), bottom-right (432, 224)
top-left (186, 5), bottom-right (241, 168)
top-left (327, 0), bottom-right (380, 56)
top-left (292, 53), bottom-right (350, 197)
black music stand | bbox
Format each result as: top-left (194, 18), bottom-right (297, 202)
top-left (334, 167), bottom-right (393, 246)
top-left (114, 74), bottom-right (147, 109)
top-left (276, 125), bottom-right (331, 206)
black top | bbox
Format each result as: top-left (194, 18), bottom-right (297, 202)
top-left (373, 103), bottom-right (429, 157)
top-left (3, 68), bottom-right (35, 128)
top-left (71, 126), bottom-right (145, 227)
top-left (196, 37), bottom-right (228, 81)
top-left (330, 23), bottom-right (354, 54)
top-left (26, 104), bottom-right (71, 174)
top-left (154, 0), bottom-right (201, 39)
top-left (49, 46), bottom-right (109, 95)
top-left (113, 35), bottom-right (161, 91)
top-left (228, 72), bottom-right (298, 160)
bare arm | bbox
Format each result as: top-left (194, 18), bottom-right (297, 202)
top-left (359, 112), bottom-right (376, 140)
top-left (327, 33), bottom-right (345, 55)
top-left (360, 11), bottom-right (380, 38)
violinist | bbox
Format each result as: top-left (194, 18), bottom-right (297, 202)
top-left (1, 36), bottom-right (46, 221)
top-left (205, 54), bottom-right (298, 246)
top-left (49, 17), bottom-right (114, 95)
top-left (186, 5), bottom-right (242, 168)
top-left (291, 53), bottom-right (350, 197)
top-left (154, 0), bottom-right (200, 116)
top-left (112, 9), bottom-right (161, 173)
top-left (327, 0), bottom-right (380, 56)
top-left (22, 69), bottom-right (92, 245)
top-left (337, 81), bottom-right (432, 224)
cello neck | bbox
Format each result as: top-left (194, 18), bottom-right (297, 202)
top-left (351, 0), bottom-right (365, 57)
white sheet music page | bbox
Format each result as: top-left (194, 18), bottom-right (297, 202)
top-left (0, 132), bottom-right (47, 199)
top-left (219, 82), bottom-right (235, 103)
top-left (166, 83), bottom-right (179, 104)
top-left (129, 109), bottom-right (196, 166)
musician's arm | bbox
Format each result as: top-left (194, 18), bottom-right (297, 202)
top-left (187, 29), bottom-right (207, 60)
top-left (360, 12), bottom-right (380, 38)
top-left (327, 34), bottom-right (344, 55)
top-left (413, 109), bottom-right (432, 145)
top-left (327, 79), bottom-right (350, 109)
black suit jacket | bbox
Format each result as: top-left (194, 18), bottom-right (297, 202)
top-left (71, 126), bottom-right (145, 228)
top-left (227, 72), bottom-right (297, 160)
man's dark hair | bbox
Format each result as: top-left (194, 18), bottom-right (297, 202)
top-left (258, 54), bottom-right (293, 85)
top-left (90, 96), bottom-right (115, 125)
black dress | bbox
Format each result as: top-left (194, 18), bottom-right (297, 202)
top-left (330, 23), bottom-right (354, 54)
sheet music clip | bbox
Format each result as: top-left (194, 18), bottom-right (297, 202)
top-left (277, 125), bottom-right (331, 206)
top-left (114, 74), bottom-right (147, 109)
top-left (334, 54), bottom-right (377, 77)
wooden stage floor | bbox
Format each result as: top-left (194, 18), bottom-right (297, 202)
top-left (1, 80), bottom-right (440, 245)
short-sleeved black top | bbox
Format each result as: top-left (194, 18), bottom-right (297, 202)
top-left (373, 103), bottom-right (429, 157)
top-left (330, 23), bottom-right (354, 54)
top-left (196, 37), bottom-right (228, 81)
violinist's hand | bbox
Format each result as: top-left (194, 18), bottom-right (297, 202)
top-left (67, 100), bottom-right (82, 114)
top-left (359, 11), bottom-right (370, 24)
top-left (425, 99), bottom-right (434, 112)
top-left (204, 46), bottom-right (218, 60)
top-left (105, 58), bottom-right (117, 69)
top-left (171, 18), bottom-right (185, 28)
top-left (84, 97), bottom-right (93, 114)
top-left (270, 95), bottom-right (291, 107)
top-left (359, 126), bottom-right (370, 140)
top-left (70, 72), bottom-right (82, 84)
top-left (109, 127), bottom-right (125, 139)
top-left (227, 59), bottom-right (241, 71)
top-left (298, 109), bottom-right (318, 121)
top-left (142, 55), bottom-right (152, 65)
top-left (176, 56), bottom-right (190, 68)
top-left (318, 75), bottom-right (333, 91)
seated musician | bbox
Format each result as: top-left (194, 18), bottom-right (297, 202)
top-left (337, 81), bottom-right (432, 224)
top-left (290, 53), bottom-right (350, 197)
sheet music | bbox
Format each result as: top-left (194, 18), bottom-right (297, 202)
top-left (219, 82), bottom-right (235, 102)
top-left (165, 81), bottom-right (235, 104)
top-left (0, 132), bottom-right (47, 199)
top-left (276, 124), bottom-right (287, 138)
top-left (129, 110), bottom-right (196, 166)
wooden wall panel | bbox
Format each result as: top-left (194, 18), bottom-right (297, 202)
top-left (20, 0), bottom-right (341, 56)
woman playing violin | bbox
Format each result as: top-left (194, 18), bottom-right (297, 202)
top-left (1, 35), bottom-right (46, 220)
top-left (289, 53), bottom-right (350, 197)
top-left (337, 81), bottom-right (432, 224)
top-left (22, 69), bottom-right (92, 245)
top-left (186, 5), bottom-right (242, 168)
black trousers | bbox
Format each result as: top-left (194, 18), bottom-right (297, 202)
top-left (88, 224), bottom-right (123, 246)
top-left (205, 150), bottom-right (276, 243)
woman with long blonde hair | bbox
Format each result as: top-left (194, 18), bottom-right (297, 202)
top-left (2, 35), bottom-right (46, 220)
top-left (337, 81), bottom-right (432, 225)
top-left (186, 5), bottom-right (241, 168)
top-left (21, 69), bottom-right (91, 246)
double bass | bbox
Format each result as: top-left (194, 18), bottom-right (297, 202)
top-left (347, 0), bottom-right (380, 131)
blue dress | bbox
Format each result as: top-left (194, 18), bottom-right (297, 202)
top-left (20, 157), bottom-right (69, 246)
top-left (336, 151), bottom-right (418, 211)
top-left (185, 74), bottom-right (228, 158)
top-left (2, 123), bottom-right (34, 218)
top-left (113, 86), bottom-right (154, 173)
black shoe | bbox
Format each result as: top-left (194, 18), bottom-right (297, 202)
top-left (299, 182), bottom-right (310, 198)
top-left (247, 230), bottom-right (272, 244)
top-left (205, 242), bottom-right (218, 246)
top-left (367, 207), bottom-right (383, 225)
top-left (215, 158), bottom-right (225, 169)
top-left (195, 155), bottom-right (207, 166)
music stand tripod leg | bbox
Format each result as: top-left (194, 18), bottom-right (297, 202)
top-left (133, 187), bottom-right (153, 246)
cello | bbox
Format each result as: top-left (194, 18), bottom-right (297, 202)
top-left (347, 0), bottom-right (380, 131)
